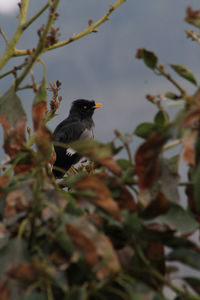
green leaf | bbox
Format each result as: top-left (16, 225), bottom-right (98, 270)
top-left (122, 211), bottom-right (142, 234)
top-left (168, 155), bottom-right (180, 174)
top-left (165, 91), bottom-right (180, 100)
top-left (170, 64), bottom-right (197, 86)
top-left (183, 277), bottom-right (200, 295)
top-left (0, 87), bottom-right (26, 129)
top-left (65, 284), bottom-right (87, 300)
top-left (56, 232), bottom-right (75, 255)
top-left (107, 141), bottom-right (123, 155)
top-left (146, 204), bottom-right (199, 235)
top-left (116, 159), bottom-right (131, 170)
top-left (141, 49), bottom-right (158, 69)
top-left (33, 77), bottom-right (47, 105)
top-left (167, 248), bottom-right (200, 270)
top-left (160, 158), bottom-right (179, 203)
top-left (19, 292), bottom-right (46, 300)
top-left (154, 111), bottom-right (169, 126)
top-left (134, 122), bottom-right (159, 139)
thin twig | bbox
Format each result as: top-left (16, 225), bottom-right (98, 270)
top-left (156, 65), bottom-right (187, 97)
top-left (0, 28), bottom-right (9, 44)
top-left (22, 2), bottom-right (49, 31)
top-left (0, 0), bottom-right (30, 70)
top-left (13, 0), bottom-right (126, 56)
top-left (163, 139), bottom-right (181, 151)
top-left (134, 243), bottom-right (200, 300)
top-left (0, 60), bottom-right (28, 79)
top-left (15, 0), bottom-right (60, 89)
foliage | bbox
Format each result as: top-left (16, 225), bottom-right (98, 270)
top-left (0, 1), bottom-right (200, 300)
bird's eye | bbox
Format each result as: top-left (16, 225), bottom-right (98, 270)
top-left (83, 106), bottom-right (87, 109)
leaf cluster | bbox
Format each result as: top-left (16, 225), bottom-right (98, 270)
top-left (0, 2), bottom-right (200, 300)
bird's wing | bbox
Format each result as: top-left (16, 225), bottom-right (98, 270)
top-left (53, 120), bottom-right (86, 143)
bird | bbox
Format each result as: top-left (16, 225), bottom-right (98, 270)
top-left (52, 99), bottom-right (102, 178)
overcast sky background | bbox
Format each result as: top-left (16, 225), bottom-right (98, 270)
top-left (0, 1), bottom-right (200, 298)
top-left (0, 0), bottom-right (200, 152)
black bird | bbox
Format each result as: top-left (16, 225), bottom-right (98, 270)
top-left (52, 99), bottom-right (102, 178)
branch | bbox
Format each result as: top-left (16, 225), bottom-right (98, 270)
top-left (0, 28), bottom-right (9, 45)
top-left (13, 0), bottom-right (126, 56)
top-left (15, 0), bottom-right (60, 89)
top-left (22, 2), bottom-right (49, 31)
top-left (47, 0), bottom-right (126, 51)
top-left (0, 60), bottom-right (28, 79)
top-left (156, 65), bottom-right (187, 97)
top-left (0, 0), bottom-right (29, 70)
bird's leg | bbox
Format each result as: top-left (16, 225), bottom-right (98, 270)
top-left (70, 166), bottom-right (77, 174)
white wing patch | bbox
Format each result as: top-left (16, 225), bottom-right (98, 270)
top-left (65, 127), bottom-right (94, 157)
top-left (66, 147), bottom-right (76, 156)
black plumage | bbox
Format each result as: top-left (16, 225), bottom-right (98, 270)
top-left (52, 99), bottom-right (102, 178)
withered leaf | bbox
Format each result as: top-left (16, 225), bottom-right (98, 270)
top-left (116, 245), bottom-right (134, 269)
top-left (5, 185), bottom-right (32, 220)
top-left (71, 140), bottom-right (122, 176)
top-left (66, 217), bottom-right (120, 279)
top-left (0, 176), bottom-right (9, 198)
top-left (183, 105), bottom-right (200, 128)
top-left (0, 88), bottom-right (27, 159)
top-left (0, 281), bottom-right (9, 300)
top-left (75, 175), bottom-right (121, 220)
top-left (0, 87), bottom-right (26, 133)
top-left (135, 132), bottom-right (167, 190)
top-left (181, 130), bottom-right (197, 166)
top-left (147, 241), bottom-right (165, 275)
top-left (106, 177), bottom-right (137, 212)
top-left (6, 263), bottom-right (37, 282)
top-left (32, 78), bottom-right (52, 158)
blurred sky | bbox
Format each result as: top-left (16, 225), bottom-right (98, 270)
top-left (0, 0), bottom-right (200, 157)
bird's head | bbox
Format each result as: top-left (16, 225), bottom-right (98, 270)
top-left (69, 99), bottom-right (102, 119)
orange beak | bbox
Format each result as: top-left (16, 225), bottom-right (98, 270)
top-left (94, 102), bottom-right (103, 109)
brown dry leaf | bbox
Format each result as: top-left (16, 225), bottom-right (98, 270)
top-left (181, 130), bottom-right (197, 166)
top-left (66, 217), bottom-right (120, 279)
top-left (71, 140), bottom-right (122, 176)
top-left (106, 177), bottom-right (137, 212)
top-left (32, 102), bottom-right (47, 132)
top-left (76, 175), bottom-right (121, 220)
top-left (0, 281), bottom-right (10, 300)
top-left (135, 132), bottom-right (167, 190)
top-left (32, 102), bottom-right (52, 158)
top-left (6, 263), bottom-right (37, 282)
top-left (3, 117), bottom-right (27, 159)
top-left (0, 176), bottom-right (9, 198)
top-left (5, 186), bottom-right (32, 220)
top-left (97, 156), bottom-right (122, 176)
top-left (143, 192), bottom-right (169, 216)
top-left (183, 105), bottom-right (200, 128)
top-left (116, 245), bottom-right (134, 269)
top-left (147, 241), bottom-right (165, 275)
